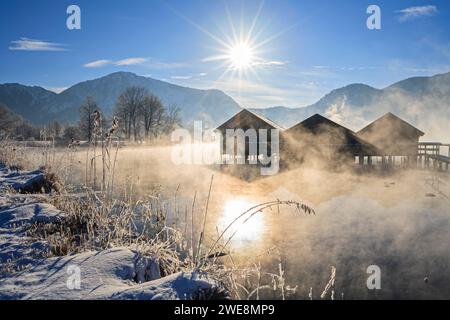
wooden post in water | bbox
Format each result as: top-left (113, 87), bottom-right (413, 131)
top-left (358, 155), bottom-right (364, 166)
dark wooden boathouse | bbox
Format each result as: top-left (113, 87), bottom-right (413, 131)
top-left (215, 108), bottom-right (284, 165)
top-left (357, 112), bottom-right (424, 166)
top-left (280, 114), bottom-right (380, 168)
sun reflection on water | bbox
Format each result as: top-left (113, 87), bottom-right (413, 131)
top-left (218, 199), bottom-right (266, 246)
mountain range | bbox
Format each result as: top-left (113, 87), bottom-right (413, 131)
top-left (1, 71), bottom-right (450, 140)
top-left (0, 72), bottom-right (241, 126)
top-left (250, 72), bottom-right (450, 140)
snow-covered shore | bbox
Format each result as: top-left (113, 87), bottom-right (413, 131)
top-left (0, 164), bottom-right (223, 300)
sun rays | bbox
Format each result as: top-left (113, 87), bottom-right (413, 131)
top-left (164, 0), bottom-right (293, 100)
top-left (197, 2), bottom-right (287, 96)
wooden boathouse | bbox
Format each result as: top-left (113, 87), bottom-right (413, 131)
top-left (280, 114), bottom-right (380, 168)
top-left (216, 109), bottom-right (450, 173)
top-left (215, 108), bottom-right (284, 165)
top-left (357, 112), bottom-right (424, 167)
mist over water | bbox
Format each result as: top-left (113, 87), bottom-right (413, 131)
top-left (21, 141), bottom-right (450, 299)
top-left (31, 142), bottom-right (449, 299)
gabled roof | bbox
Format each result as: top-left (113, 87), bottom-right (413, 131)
top-left (287, 113), bottom-right (356, 134)
top-left (285, 113), bottom-right (381, 155)
top-left (246, 109), bottom-right (285, 130)
top-left (216, 108), bottom-right (285, 131)
top-left (357, 112), bottom-right (425, 136)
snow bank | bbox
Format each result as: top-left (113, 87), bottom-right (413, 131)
top-left (0, 164), bottom-right (46, 192)
top-left (0, 182), bottom-right (65, 277)
top-left (0, 202), bottom-right (64, 228)
top-left (0, 232), bottom-right (50, 270)
top-left (0, 165), bottom-right (223, 300)
top-left (110, 270), bottom-right (221, 300)
top-left (0, 247), bottom-right (221, 300)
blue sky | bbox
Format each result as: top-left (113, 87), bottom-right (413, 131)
top-left (1, 0), bottom-right (449, 108)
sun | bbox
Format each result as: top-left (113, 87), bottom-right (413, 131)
top-left (178, 1), bottom-right (291, 84)
top-left (228, 42), bottom-right (254, 70)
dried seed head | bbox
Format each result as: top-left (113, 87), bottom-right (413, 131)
top-left (112, 116), bottom-right (119, 129)
top-left (92, 110), bottom-right (102, 135)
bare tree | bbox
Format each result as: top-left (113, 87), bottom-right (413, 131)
top-left (47, 120), bottom-right (62, 139)
top-left (79, 97), bottom-right (99, 142)
top-left (0, 103), bottom-right (23, 135)
top-left (114, 100), bottom-right (130, 139)
top-left (114, 87), bottom-right (146, 141)
top-left (140, 94), bottom-right (165, 140)
top-left (63, 126), bottom-right (82, 142)
top-left (15, 122), bottom-right (40, 140)
top-left (0, 103), bottom-right (41, 140)
top-left (163, 105), bottom-right (182, 134)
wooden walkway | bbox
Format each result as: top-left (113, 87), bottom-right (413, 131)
top-left (429, 154), bottom-right (450, 163)
top-left (418, 142), bottom-right (450, 171)
top-left (355, 142), bottom-right (450, 172)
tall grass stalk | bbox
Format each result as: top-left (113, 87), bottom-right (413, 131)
top-left (195, 174), bottom-right (214, 266)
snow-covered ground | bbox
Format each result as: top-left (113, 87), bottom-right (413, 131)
top-left (0, 164), bottom-right (223, 300)
top-left (0, 165), bottom-right (47, 192)
top-left (1, 247), bottom-right (219, 300)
